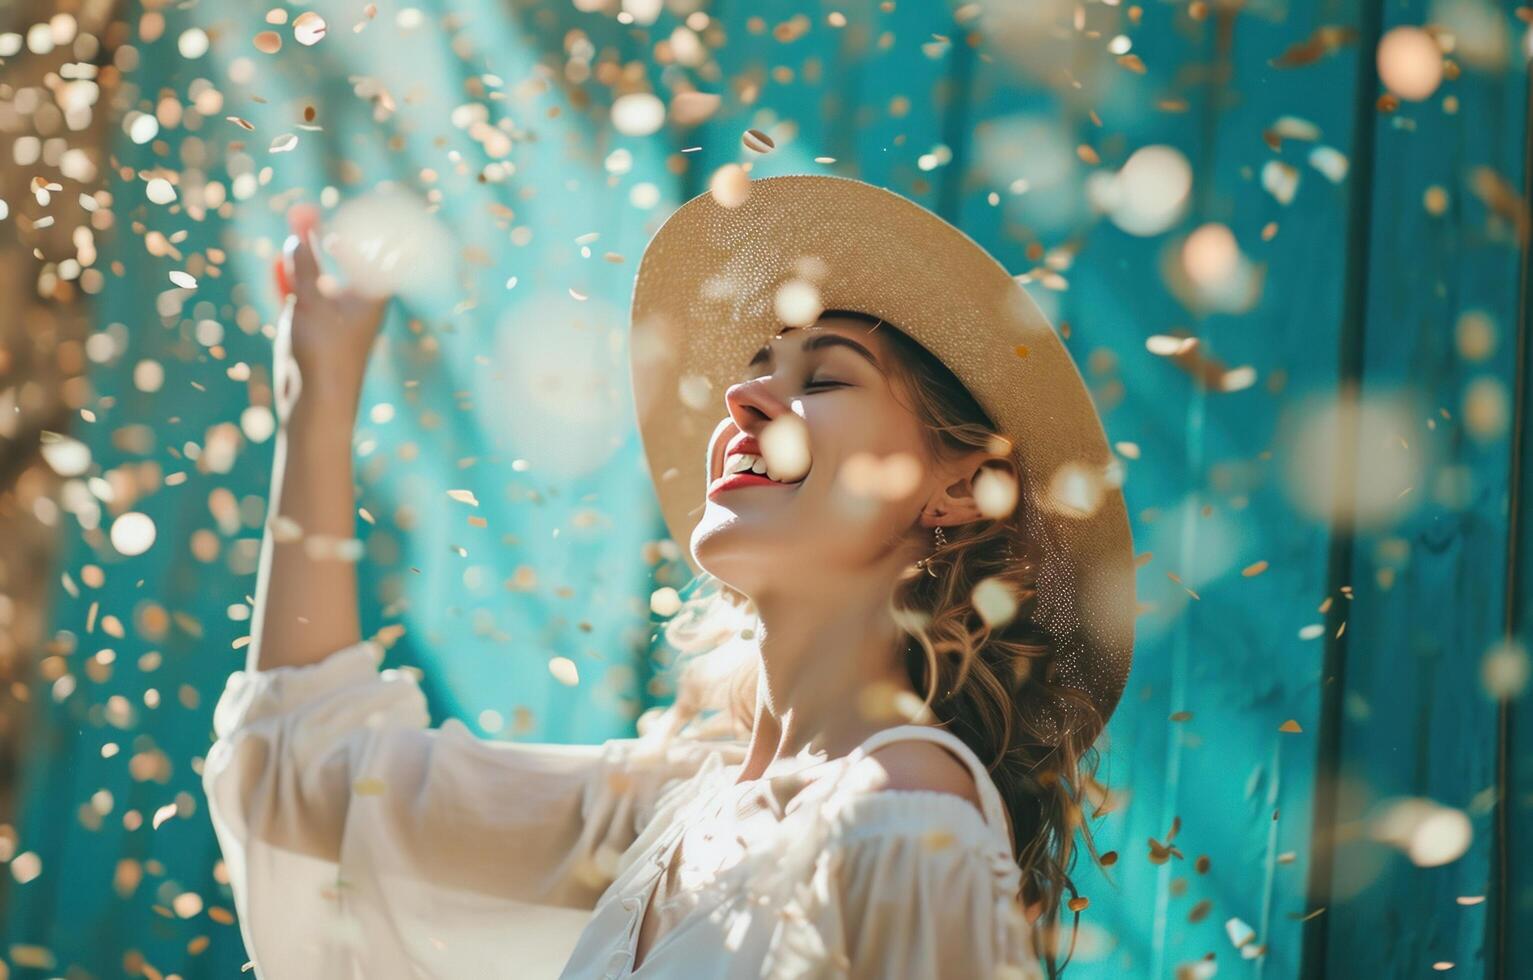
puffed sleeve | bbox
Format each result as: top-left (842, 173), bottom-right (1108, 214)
top-left (763, 795), bottom-right (1043, 980)
top-left (201, 638), bottom-right (738, 977)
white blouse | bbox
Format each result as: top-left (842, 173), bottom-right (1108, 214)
top-left (201, 638), bottom-right (1042, 979)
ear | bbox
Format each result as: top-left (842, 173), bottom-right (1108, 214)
top-left (919, 450), bottom-right (1012, 528)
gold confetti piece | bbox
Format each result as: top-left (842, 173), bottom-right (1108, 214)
top-left (253, 30), bottom-right (281, 53)
top-left (1270, 26), bottom-right (1358, 68)
top-left (612, 93), bottom-right (665, 136)
top-left (352, 777), bottom-right (387, 795)
top-left (1165, 571), bottom-right (1200, 600)
top-left (1169, 710), bottom-right (1192, 722)
top-left (111, 512), bottom-right (157, 555)
top-left (1378, 26), bottom-right (1444, 101)
top-left (549, 656), bottom-right (580, 686)
top-left (742, 128), bottom-right (775, 153)
top-left (972, 577), bottom-right (1020, 628)
top-left (1147, 334), bottom-right (1198, 357)
top-left (1477, 641), bottom-right (1526, 702)
top-left (168, 271), bottom-right (197, 289)
top-left (710, 163), bottom-right (750, 208)
top-left (145, 178), bottom-right (176, 205)
top-left (1278, 719), bottom-right (1303, 733)
top-left (670, 91), bottom-right (721, 127)
top-left (293, 11), bottom-right (327, 46)
top-left (1241, 560), bottom-right (1269, 577)
top-left (446, 489), bottom-right (479, 507)
top-left (650, 587), bottom-right (681, 616)
top-left (8, 944), bottom-right (52, 969)
top-left (269, 133), bottom-right (298, 153)
top-left (152, 802), bottom-right (178, 829)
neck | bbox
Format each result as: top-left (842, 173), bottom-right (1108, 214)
top-left (733, 564), bottom-right (924, 783)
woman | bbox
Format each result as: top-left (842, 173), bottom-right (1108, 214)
top-left (203, 175), bottom-right (1137, 979)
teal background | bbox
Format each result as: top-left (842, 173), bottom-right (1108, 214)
top-left (2, 1), bottom-right (1529, 977)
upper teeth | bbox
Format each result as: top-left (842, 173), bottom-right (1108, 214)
top-left (724, 452), bottom-right (794, 482)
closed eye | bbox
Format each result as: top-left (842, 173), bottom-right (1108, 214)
top-left (804, 379), bottom-right (847, 391)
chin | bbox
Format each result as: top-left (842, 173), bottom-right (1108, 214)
top-left (691, 515), bottom-right (795, 596)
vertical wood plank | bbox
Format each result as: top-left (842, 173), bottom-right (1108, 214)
top-left (1314, 2), bottom-right (1528, 977)
top-left (1500, 60), bottom-right (1533, 973)
top-left (951, 2), bottom-right (1369, 976)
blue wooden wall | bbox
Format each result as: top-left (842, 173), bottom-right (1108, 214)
top-left (2, 1), bottom-right (1526, 977)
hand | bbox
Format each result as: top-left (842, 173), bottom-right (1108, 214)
top-left (272, 203), bottom-right (390, 421)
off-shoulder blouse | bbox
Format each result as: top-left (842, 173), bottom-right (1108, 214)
top-left (200, 639), bottom-right (1042, 979)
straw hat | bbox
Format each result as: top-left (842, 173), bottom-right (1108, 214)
top-left (628, 173), bottom-right (1135, 744)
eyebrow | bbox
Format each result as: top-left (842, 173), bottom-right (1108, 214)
top-left (745, 328), bottom-right (882, 374)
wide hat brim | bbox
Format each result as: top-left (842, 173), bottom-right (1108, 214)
top-left (629, 173), bottom-right (1136, 743)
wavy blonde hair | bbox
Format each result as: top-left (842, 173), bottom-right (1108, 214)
top-left (644, 313), bottom-right (1110, 977)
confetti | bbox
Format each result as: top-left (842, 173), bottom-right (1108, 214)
top-left (650, 587), bottom-right (682, 616)
top-left (709, 164), bottom-right (751, 208)
top-left (759, 413), bottom-right (811, 484)
top-left (670, 91), bottom-right (721, 127)
top-left (1377, 26), bottom-right (1443, 101)
top-left (293, 11), bottom-right (327, 46)
top-left (611, 93), bottom-right (665, 136)
top-left (742, 128), bottom-right (775, 153)
top-left (11, 852), bottom-right (42, 885)
top-left (110, 513), bottom-right (157, 556)
top-left (1371, 798), bottom-right (1472, 867)
top-left (773, 279), bottom-right (822, 327)
top-left (1103, 144), bottom-right (1195, 236)
top-left (548, 657), bottom-right (580, 686)
top-left (1480, 640), bottom-right (1529, 699)
top-left (971, 577), bottom-right (1020, 628)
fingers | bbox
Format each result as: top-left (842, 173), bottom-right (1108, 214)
top-left (282, 203), bottom-right (324, 297)
top-left (288, 201), bottom-right (319, 237)
top-left (272, 254), bottom-right (291, 301)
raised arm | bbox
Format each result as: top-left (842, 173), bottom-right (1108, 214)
top-left (247, 204), bottom-right (387, 672)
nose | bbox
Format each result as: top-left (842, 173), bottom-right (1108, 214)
top-left (723, 376), bottom-right (794, 438)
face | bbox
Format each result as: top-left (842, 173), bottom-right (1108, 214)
top-left (692, 315), bottom-right (955, 599)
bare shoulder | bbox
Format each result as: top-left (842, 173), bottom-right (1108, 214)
top-left (852, 738), bottom-right (985, 815)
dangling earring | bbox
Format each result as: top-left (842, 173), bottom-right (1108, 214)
top-left (915, 524), bottom-right (947, 578)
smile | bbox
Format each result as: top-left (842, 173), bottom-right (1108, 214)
top-left (708, 451), bottom-right (807, 497)
top-left (706, 471), bottom-right (803, 497)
